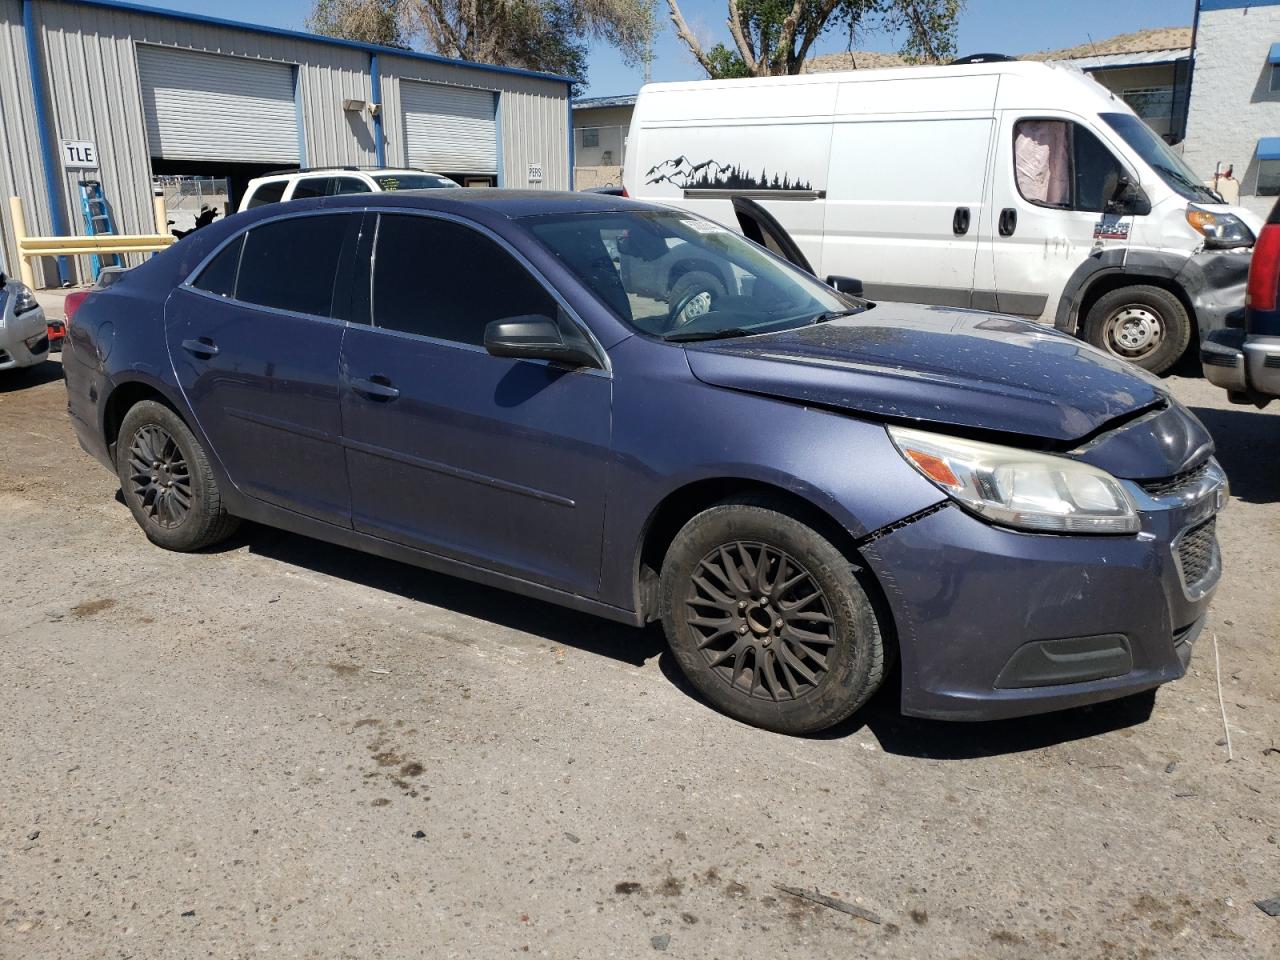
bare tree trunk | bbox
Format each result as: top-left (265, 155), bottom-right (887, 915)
top-left (666, 0), bottom-right (717, 75)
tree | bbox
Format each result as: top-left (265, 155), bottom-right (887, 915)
top-left (307, 1), bottom-right (656, 86)
top-left (307, 0), bottom-right (408, 47)
top-left (668, 0), bottom-right (964, 79)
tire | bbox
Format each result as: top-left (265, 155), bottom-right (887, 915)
top-left (1083, 284), bottom-right (1191, 375)
top-left (115, 399), bottom-right (239, 551)
top-left (667, 270), bottom-right (727, 328)
top-left (659, 498), bottom-right (885, 734)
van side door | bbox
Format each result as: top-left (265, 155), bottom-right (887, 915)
top-left (821, 115), bottom-right (993, 308)
top-left (984, 113), bottom-right (1136, 319)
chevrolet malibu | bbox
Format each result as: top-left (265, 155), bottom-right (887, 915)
top-left (63, 191), bottom-right (1226, 734)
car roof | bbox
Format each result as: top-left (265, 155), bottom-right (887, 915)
top-left (261, 189), bottom-right (670, 220)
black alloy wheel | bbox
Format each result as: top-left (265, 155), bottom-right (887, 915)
top-left (126, 424), bottom-right (192, 528)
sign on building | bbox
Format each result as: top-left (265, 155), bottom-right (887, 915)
top-left (528, 162), bottom-right (543, 184)
top-left (61, 140), bottom-right (98, 169)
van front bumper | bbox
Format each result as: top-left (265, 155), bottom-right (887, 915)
top-left (1202, 328), bottom-right (1280, 405)
top-left (862, 466), bottom-right (1224, 721)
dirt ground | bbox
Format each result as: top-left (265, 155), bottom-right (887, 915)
top-left (1, 357), bottom-right (1277, 959)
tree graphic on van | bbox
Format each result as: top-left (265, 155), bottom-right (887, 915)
top-left (645, 156), bottom-right (812, 191)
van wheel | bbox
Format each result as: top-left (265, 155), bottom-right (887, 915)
top-left (1083, 285), bottom-right (1190, 374)
top-left (659, 498), bottom-right (885, 735)
top-left (116, 400), bottom-right (239, 551)
top-left (668, 271), bottom-right (727, 328)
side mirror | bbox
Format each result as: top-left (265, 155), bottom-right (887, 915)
top-left (1106, 176), bottom-right (1151, 217)
top-left (826, 275), bottom-right (864, 297)
top-left (483, 314), bottom-right (601, 368)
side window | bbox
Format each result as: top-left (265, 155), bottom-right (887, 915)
top-left (372, 214), bottom-right (557, 345)
top-left (1014, 119), bottom-right (1126, 213)
top-left (236, 214), bottom-right (355, 317)
top-left (191, 234), bottom-right (244, 297)
top-left (290, 177), bottom-right (330, 200)
top-left (330, 177), bottom-right (372, 196)
top-left (245, 180), bottom-right (286, 208)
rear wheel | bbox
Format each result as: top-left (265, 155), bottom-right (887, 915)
top-left (1083, 284), bottom-right (1190, 374)
top-left (659, 499), bottom-right (885, 734)
top-left (116, 400), bottom-right (239, 551)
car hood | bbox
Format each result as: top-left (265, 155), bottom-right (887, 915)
top-left (682, 304), bottom-right (1210, 478)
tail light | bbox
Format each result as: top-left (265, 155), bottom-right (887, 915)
top-left (1246, 223), bottom-right (1280, 312)
top-left (621, 185), bottom-right (630, 198)
top-left (63, 289), bottom-right (90, 325)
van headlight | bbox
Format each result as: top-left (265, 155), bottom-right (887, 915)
top-left (888, 426), bottom-right (1140, 535)
top-left (1186, 206), bottom-right (1255, 249)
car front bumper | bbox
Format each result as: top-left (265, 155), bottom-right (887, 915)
top-left (1202, 328), bottom-right (1280, 405)
top-left (862, 465), bottom-right (1225, 721)
top-left (0, 303), bottom-right (50, 370)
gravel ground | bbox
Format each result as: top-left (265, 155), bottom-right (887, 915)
top-left (1, 358), bottom-right (1278, 959)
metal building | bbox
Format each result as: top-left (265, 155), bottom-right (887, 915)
top-left (0, 0), bottom-right (574, 287)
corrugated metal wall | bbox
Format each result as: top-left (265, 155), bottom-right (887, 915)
top-left (1, 0), bottom-right (569, 286)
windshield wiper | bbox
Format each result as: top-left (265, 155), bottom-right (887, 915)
top-left (1153, 164), bottom-right (1219, 201)
top-left (663, 327), bottom-right (756, 343)
top-left (809, 308), bottom-right (861, 325)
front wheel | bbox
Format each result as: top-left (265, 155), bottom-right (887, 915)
top-left (659, 499), bottom-right (886, 734)
top-left (1083, 285), bottom-right (1191, 374)
top-left (116, 400), bottom-right (240, 551)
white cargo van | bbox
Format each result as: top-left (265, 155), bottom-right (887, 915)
top-left (625, 61), bottom-right (1262, 373)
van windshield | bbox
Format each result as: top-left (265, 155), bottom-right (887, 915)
top-left (521, 210), bottom-right (858, 341)
top-left (1102, 113), bottom-right (1222, 204)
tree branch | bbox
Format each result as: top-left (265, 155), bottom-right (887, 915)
top-left (774, 0), bottom-right (806, 72)
top-left (726, 0), bottom-right (759, 74)
top-left (667, 0), bottom-right (717, 75)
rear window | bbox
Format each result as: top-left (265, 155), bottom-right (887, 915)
top-left (372, 173), bottom-right (459, 191)
top-left (235, 214), bottom-right (355, 317)
top-left (290, 178), bottom-right (329, 199)
top-left (245, 180), bottom-right (287, 208)
top-left (191, 234), bottom-right (244, 297)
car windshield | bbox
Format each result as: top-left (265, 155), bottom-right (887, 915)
top-left (522, 210), bottom-right (859, 340)
top-left (373, 173), bottom-right (458, 190)
top-left (1101, 112), bottom-right (1222, 204)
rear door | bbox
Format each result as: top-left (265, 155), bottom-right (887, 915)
top-left (166, 212), bottom-right (364, 525)
top-left (985, 113), bottom-right (1136, 319)
top-left (822, 115), bottom-right (993, 308)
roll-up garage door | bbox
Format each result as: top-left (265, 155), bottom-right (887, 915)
top-left (402, 81), bottom-right (497, 174)
top-left (136, 45), bottom-right (299, 163)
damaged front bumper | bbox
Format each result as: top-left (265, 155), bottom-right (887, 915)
top-left (1176, 247), bottom-right (1250, 340)
top-left (862, 461), bottom-right (1226, 721)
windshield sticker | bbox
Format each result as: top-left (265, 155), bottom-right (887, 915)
top-left (1093, 219), bottom-right (1130, 241)
top-left (681, 219), bottom-right (731, 235)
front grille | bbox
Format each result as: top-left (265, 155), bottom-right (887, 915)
top-left (1140, 461), bottom-right (1210, 498)
top-left (1202, 353), bottom-right (1239, 368)
top-left (1175, 518), bottom-right (1218, 594)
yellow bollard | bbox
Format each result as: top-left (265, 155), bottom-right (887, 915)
top-left (154, 193), bottom-right (168, 237)
top-left (8, 196), bottom-right (36, 287)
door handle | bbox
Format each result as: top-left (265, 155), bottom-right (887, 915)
top-left (999, 207), bottom-right (1018, 237)
top-left (351, 375), bottom-right (400, 401)
top-left (952, 206), bottom-right (971, 236)
top-left (181, 337), bottom-right (219, 358)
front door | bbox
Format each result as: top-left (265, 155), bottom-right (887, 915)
top-left (984, 113), bottom-right (1136, 319)
top-left (165, 212), bottom-right (363, 525)
top-left (339, 212), bottom-right (612, 596)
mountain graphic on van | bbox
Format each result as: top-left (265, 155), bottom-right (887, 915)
top-left (645, 156), bottom-right (812, 192)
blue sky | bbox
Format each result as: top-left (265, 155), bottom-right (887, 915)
top-left (124, 0), bottom-right (1197, 96)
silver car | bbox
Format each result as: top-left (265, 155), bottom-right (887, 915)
top-left (0, 272), bottom-right (48, 371)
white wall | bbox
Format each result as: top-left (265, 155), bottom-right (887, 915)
top-left (1183, 2), bottom-right (1280, 216)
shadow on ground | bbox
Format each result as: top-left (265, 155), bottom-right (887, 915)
top-left (0, 359), bottom-right (63, 393)
top-left (1190, 404), bottom-right (1280, 505)
top-left (209, 520), bottom-right (1157, 760)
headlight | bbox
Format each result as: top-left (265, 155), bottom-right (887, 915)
top-left (888, 426), bottom-right (1140, 535)
top-left (1186, 206), bottom-right (1255, 249)
top-left (9, 281), bottom-right (40, 316)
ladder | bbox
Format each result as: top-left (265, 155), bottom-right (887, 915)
top-left (78, 180), bottom-right (120, 281)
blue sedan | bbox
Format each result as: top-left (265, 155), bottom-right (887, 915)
top-left (62, 190), bottom-right (1226, 733)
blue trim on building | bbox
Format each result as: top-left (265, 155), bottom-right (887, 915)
top-left (1199, 0), bottom-right (1280, 11)
top-left (1270, 42), bottom-right (1280, 63)
top-left (494, 93), bottom-right (504, 187)
top-left (293, 65), bottom-right (307, 167)
top-left (370, 53), bottom-right (386, 167)
top-left (567, 99), bottom-right (575, 191)
top-left (60, 0), bottom-right (576, 87)
top-left (1257, 137), bottom-right (1280, 160)
top-left (22, 0), bottom-right (69, 284)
